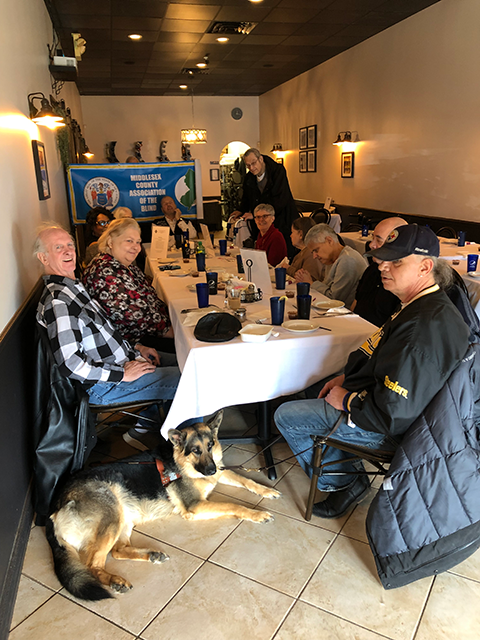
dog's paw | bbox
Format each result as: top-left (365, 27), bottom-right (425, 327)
top-left (262, 488), bottom-right (281, 500)
top-left (149, 551), bottom-right (169, 564)
top-left (251, 510), bottom-right (274, 524)
top-left (110, 577), bottom-right (133, 593)
top-left (182, 511), bottom-right (195, 521)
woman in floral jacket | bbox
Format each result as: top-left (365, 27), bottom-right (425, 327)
top-left (83, 218), bottom-right (174, 350)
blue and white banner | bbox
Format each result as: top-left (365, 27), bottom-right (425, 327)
top-left (67, 161), bottom-right (203, 224)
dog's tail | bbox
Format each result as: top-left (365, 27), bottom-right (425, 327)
top-left (45, 517), bottom-right (113, 601)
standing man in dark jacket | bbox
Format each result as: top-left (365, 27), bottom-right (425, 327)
top-left (232, 148), bottom-right (299, 257)
top-left (275, 224), bottom-right (470, 519)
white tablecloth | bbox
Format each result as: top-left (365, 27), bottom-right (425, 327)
top-left (438, 239), bottom-right (480, 317)
top-left (147, 247), bottom-right (376, 437)
top-left (340, 231), bottom-right (371, 254)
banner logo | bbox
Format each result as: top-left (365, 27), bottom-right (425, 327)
top-left (84, 177), bottom-right (120, 209)
top-left (174, 168), bottom-right (196, 210)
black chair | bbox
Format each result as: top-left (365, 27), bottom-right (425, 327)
top-left (436, 226), bottom-right (457, 238)
top-left (304, 415), bottom-right (395, 521)
top-left (33, 325), bottom-right (163, 523)
top-left (310, 208), bottom-right (332, 226)
top-left (344, 223), bottom-right (363, 232)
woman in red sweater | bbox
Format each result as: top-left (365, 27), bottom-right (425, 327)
top-left (254, 203), bottom-right (287, 266)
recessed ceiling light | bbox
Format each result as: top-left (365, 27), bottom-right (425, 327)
top-left (179, 84), bottom-right (188, 89)
top-left (249, 0), bottom-right (264, 3)
top-left (216, 37), bottom-right (229, 43)
top-left (128, 34), bottom-right (142, 40)
top-left (196, 62), bottom-right (207, 68)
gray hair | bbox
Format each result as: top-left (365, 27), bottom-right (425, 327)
top-left (431, 257), bottom-right (454, 289)
top-left (33, 222), bottom-right (73, 258)
top-left (98, 217), bottom-right (141, 253)
top-left (254, 203), bottom-right (275, 217)
top-left (244, 148), bottom-right (261, 160)
top-left (304, 223), bottom-right (339, 246)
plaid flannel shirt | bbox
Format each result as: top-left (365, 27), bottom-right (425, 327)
top-left (37, 275), bottom-right (137, 385)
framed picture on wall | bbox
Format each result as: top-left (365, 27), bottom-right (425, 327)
top-left (299, 151), bottom-right (307, 172)
top-left (209, 168), bottom-right (219, 181)
top-left (341, 152), bottom-right (355, 178)
top-left (307, 125), bottom-right (317, 148)
top-left (32, 140), bottom-right (50, 200)
top-left (307, 150), bottom-right (316, 172)
top-left (299, 127), bottom-right (307, 149)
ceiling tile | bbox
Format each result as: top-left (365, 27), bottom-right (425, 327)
top-left (165, 4), bottom-right (221, 20)
top-left (161, 19), bottom-right (212, 32)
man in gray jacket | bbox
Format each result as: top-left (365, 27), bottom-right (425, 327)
top-left (295, 224), bottom-right (367, 308)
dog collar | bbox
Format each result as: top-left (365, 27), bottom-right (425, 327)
top-left (155, 459), bottom-right (181, 486)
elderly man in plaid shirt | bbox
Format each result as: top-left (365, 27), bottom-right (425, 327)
top-left (35, 224), bottom-right (182, 450)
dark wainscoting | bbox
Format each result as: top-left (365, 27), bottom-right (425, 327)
top-left (295, 200), bottom-right (480, 243)
top-left (0, 279), bottom-right (43, 639)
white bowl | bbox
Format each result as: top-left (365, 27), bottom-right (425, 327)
top-left (239, 324), bottom-right (274, 342)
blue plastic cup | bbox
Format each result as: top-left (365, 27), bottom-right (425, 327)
top-left (361, 224), bottom-right (369, 237)
top-left (458, 231), bottom-right (466, 247)
top-left (206, 271), bottom-right (218, 295)
top-left (270, 296), bottom-right (286, 325)
top-left (467, 254), bottom-right (478, 273)
top-left (275, 267), bottom-right (287, 290)
top-left (236, 254), bottom-right (244, 274)
top-left (297, 294), bottom-right (312, 320)
top-left (219, 239), bottom-right (227, 255)
top-left (196, 283), bottom-right (209, 308)
top-left (296, 281), bottom-right (310, 296)
top-left (196, 252), bottom-right (206, 272)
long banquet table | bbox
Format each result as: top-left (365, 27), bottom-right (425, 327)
top-left (146, 246), bottom-right (376, 449)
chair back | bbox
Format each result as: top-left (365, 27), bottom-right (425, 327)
top-left (33, 325), bottom-right (96, 523)
top-left (310, 208), bottom-right (331, 226)
top-left (437, 226), bottom-right (457, 239)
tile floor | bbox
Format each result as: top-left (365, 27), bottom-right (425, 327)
top-left (9, 405), bottom-right (480, 640)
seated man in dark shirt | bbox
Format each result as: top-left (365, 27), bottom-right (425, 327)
top-left (352, 217), bottom-right (407, 326)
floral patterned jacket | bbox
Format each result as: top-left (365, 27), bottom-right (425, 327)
top-left (82, 252), bottom-right (171, 343)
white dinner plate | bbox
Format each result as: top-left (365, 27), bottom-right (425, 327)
top-left (168, 270), bottom-right (189, 277)
top-left (467, 271), bottom-right (480, 278)
top-left (281, 320), bottom-right (318, 333)
top-left (313, 299), bottom-right (344, 310)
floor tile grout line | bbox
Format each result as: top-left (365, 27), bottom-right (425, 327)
top-left (269, 597), bottom-right (298, 640)
top-left (295, 530), bottom-right (340, 603)
top-left (136, 560), bottom-right (208, 638)
top-left (205, 556), bottom-right (300, 600)
top-left (9, 586), bottom-right (57, 633)
top-left (446, 568), bottom-right (480, 585)
top-left (410, 574), bottom-right (436, 640)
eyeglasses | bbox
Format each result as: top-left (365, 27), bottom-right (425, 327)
top-left (254, 214), bottom-right (273, 221)
top-left (96, 220), bottom-right (109, 227)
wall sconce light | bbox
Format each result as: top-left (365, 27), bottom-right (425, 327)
top-left (333, 131), bottom-right (360, 146)
top-left (28, 93), bottom-right (65, 129)
top-left (82, 145), bottom-right (94, 159)
top-left (270, 143), bottom-right (283, 152)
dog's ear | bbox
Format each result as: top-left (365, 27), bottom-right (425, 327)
top-left (206, 410), bottom-right (223, 438)
top-left (168, 429), bottom-right (186, 447)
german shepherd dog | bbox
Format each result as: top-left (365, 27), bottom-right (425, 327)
top-left (46, 411), bottom-right (280, 601)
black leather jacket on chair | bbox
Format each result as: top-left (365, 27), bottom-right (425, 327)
top-left (32, 326), bottom-right (97, 525)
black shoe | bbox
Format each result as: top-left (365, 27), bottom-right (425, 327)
top-left (312, 476), bottom-right (370, 519)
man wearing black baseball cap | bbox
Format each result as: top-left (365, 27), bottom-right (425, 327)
top-left (275, 224), bottom-right (470, 519)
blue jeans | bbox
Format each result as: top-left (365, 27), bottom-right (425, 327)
top-left (274, 398), bottom-right (395, 492)
top-left (87, 352), bottom-right (183, 429)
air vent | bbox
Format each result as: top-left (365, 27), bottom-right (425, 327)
top-left (181, 68), bottom-right (210, 76)
top-left (207, 21), bottom-right (257, 36)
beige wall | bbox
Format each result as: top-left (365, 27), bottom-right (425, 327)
top-left (81, 96), bottom-right (260, 198)
top-left (0, 0), bottom-right (83, 333)
top-left (260, 0), bottom-right (480, 222)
